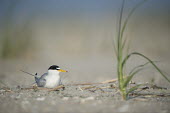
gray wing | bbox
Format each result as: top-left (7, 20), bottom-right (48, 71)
top-left (36, 73), bottom-right (47, 87)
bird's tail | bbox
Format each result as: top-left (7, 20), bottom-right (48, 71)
top-left (20, 70), bottom-right (36, 76)
top-left (20, 70), bottom-right (39, 82)
top-left (34, 73), bottom-right (39, 83)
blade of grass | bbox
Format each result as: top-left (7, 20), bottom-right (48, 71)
top-left (129, 62), bottom-right (150, 75)
top-left (120, 0), bottom-right (148, 46)
top-left (129, 61), bottom-right (159, 75)
top-left (123, 68), bottom-right (144, 88)
top-left (127, 84), bottom-right (142, 94)
top-left (117, 0), bottom-right (125, 59)
top-left (121, 35), bottom-right (127, 50)
top-left (122, 52), bottom-right (170, 83)
top-left (111, 38), bottom-right (118, 59)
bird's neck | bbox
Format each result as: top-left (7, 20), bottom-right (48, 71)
top-left (47, 70), bottom-right (60, 76)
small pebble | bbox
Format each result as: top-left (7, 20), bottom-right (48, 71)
top-left (0, 89), bottom-right (6, 93)
top-left (16, 95), bottom-right (21, 99)
top-left (62, 97), bottom-right (69, 101)
top-left (81, 96), bottom-right (95, 103)
top-left (36, 97), bottom-right (45, 101)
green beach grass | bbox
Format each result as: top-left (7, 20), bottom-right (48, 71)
top-left (115, 0), bottom-right (170, 100)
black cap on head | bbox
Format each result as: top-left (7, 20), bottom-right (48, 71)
top-left (48, 65), bottom-right (60, 70)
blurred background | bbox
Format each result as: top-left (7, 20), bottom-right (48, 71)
top-left (0, 0), bottom-right (170, 87)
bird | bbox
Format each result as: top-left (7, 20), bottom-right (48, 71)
top-left (21, 65), bottom-right (68, 88)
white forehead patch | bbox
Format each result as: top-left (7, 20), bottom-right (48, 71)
top-left (56, 67), bottom-right (60, 70)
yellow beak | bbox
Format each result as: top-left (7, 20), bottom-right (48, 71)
top-left (58, 69), bottom-right (68, 72)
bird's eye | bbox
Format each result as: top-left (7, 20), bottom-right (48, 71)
top-left (56, 68), bottom-right (60, 70)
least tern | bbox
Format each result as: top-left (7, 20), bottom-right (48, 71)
top-left (35, 65), bottom-right (68, 88)
top-left (21, 65), bottom-right (68, 88)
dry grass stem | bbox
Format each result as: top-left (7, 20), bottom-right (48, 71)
top-left (21, 85), bottom-right (65, 91)
top-left (101, 78), bottom-right (118, 84)
top-left (1, 88), bottom-right (13, 93)
top-left (131, 93), bottom-right (170, 97)
top-left (48, 85), bottom-right (65, 91)
top-left (78, 87), bottom-right (83, 91)
top-left (132, 98), bottom-right (149, 101)
top-left (81, 86), bottom-right (96, 90)
top-left (68, 78), bottom-right (118, 86)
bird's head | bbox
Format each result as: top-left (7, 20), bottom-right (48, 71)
top-left (48, 65), bottom-right (68, 74)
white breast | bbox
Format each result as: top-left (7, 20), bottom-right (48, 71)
top-left (44, 74), bottom-right (61, 88)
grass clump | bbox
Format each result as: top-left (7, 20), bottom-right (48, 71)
top-left (115, 0), bottom-right (170, 100)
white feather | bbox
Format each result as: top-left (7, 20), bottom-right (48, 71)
top-left (44, 70), bottom-right (61, 88)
